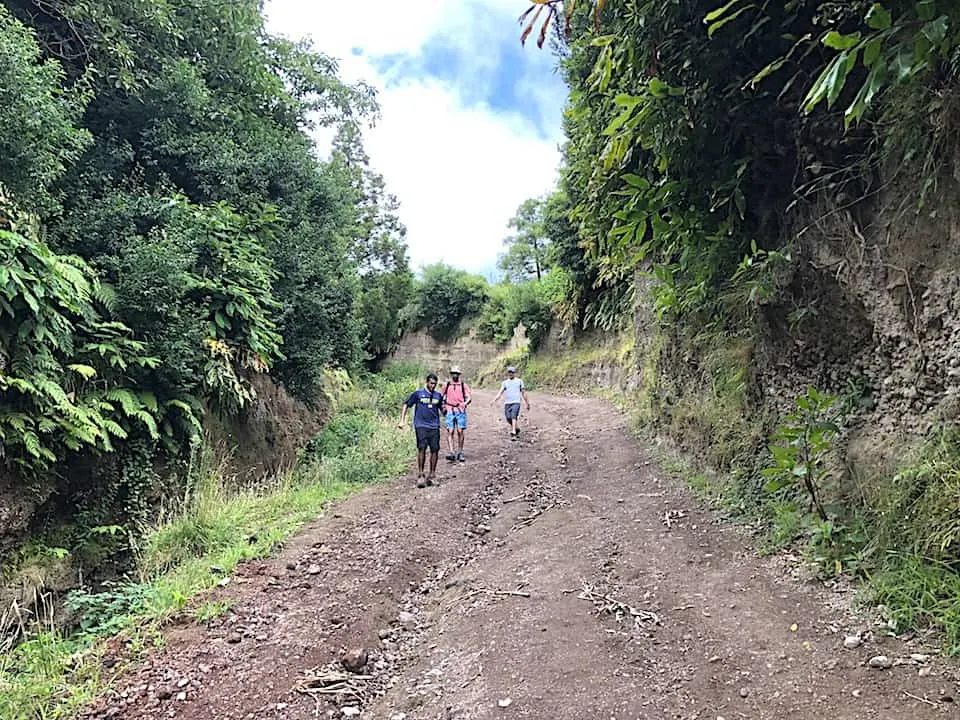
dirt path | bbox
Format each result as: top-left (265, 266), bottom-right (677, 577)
top-left (87, 392), bottom-right (959, 720)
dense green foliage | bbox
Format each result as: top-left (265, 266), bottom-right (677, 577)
top-left (523, 0), bottom-right (960, 329)
top-left (404, 263), bottom-right (489, 342)
top-left (0, 0), bottom-right (413, 538)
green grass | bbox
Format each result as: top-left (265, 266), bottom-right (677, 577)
top-left (0, 375), bottom-right (413, 720)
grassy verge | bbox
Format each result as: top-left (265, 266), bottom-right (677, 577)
top-left (0, 367), bottom-right (418, 719)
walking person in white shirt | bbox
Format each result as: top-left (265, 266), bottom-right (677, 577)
top-left (490, 366), bottom-right (530, 438)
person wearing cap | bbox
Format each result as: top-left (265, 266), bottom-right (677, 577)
top-left (490, 366), bottom-right (530, 438)
top-left (441, 365), bottom-right (471, 462)
top-left (397, 372), bottom-right (444, 487)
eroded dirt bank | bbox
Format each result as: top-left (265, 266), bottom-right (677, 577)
top-left (86, 392), bottom-right (960, 720)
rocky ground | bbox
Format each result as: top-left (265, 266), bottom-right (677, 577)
top-left (84, 392), bottom-right (960, 720)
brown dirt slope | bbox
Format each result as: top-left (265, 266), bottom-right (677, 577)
top-left (86, 392), bottom-right (960, 720)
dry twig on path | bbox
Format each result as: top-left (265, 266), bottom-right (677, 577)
top-left (573, 582), bottom-right (661, 630)
top-left (447, 584), bottom-right (532, 609)
top-left (902, 691), bottom-right (937, 707)
top-left (511, 503), bottom-right (559, 530)
top-left (464, 585), bottom-right (531, 600)
top-left (295, 666), bottom-right (373, 703)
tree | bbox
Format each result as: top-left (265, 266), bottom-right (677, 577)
top-left (329, 124), bottom-right (414, 363)
top-left (0, 7), bottom-right (89, 211)
top-left (498, 197), bottom-right (551, 282)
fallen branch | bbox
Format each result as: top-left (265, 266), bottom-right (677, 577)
top-left (295, 666), bottom-right (373, 702)
top-left (902, 691), bottom-right (937, 707)
top-left (576, 582), bottom-right (660, 630)
top-left (463, 585), bottom-right (531, 602)
top-left (663, 509), bottom-right (687, 529)
top-left (501, 494), bottom-right (525, 504)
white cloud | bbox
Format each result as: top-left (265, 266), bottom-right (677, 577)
top-left (265, 0), bottom-right (565, 274)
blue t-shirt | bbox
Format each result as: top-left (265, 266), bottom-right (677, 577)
top-left (405, 388), bottom-right (443, 429)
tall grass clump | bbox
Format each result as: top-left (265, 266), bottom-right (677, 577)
top-left (864, 427), bottom-right (960, 654)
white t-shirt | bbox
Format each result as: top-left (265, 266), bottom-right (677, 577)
top-left (500, 378), bottom-right (525, 404)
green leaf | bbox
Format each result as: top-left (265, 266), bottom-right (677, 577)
top-left (67, 364), bottom-right (97, 380)
top-left (622, 174), bottom-right (651, 190)
top-left (823, 31), bottom-right (861, 50)
top-left (921, 16), bottom-right (948, 46)
top-left (613, 93), bottom-right (643, 109)
top-left (704, 0), bottom-right (742, 23)
top-left (707, 5), bottom-right (755, 38)
top-left (649, 77), bottom-right (669, 97)
top-left (864, 4), bottom-right (892, 31)
top-left (863, 37), bottom-right (883, 67)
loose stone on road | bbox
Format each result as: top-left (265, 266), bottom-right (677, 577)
top-left (86, 392), bottom-right (959, 720)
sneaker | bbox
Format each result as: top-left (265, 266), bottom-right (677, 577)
top-left (445, 452), bottom-right (457, 462)
top-left (457, 452), bottom-right (465, 462)
top-left (425, 474), bottom-right (435, 486)
top-left (417, 479), bottom-right (427, 488)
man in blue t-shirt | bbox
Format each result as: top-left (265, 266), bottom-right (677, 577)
top-left (397, 372), bottom-right (444, 487)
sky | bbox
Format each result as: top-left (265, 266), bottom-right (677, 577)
top-left (264, 0), bottom-right (568, 278)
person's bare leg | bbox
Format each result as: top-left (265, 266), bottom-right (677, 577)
top-left (457, 429), bottom-right (465, 453)
top-left (427, 450), bottom-right (438, 481)
top-left (417, 448), bottom-right (426, 477)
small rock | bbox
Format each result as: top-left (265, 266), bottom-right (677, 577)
top-left (176, 678), bottom-right (190, 688)
top-left (868, 655), bottom-right (893, 669)
top-left (398, 611), bottom-right (416, 626)
top-left (708, 655), bottom-right (722, 663)
top-left (739, 687), bottom-right (749, 698)
top-left (843, 635), bottom-right (863, 650)
top-left (341, 648), bottom-right (369, 673)
top-left (306, 564), bottom-right (322, 575)
top-left (157, 689), bottom-right (172, 701)
top-left (919, 666), bottom-right (932, 677)
top-left (226, 633), bottom-right (243, 644)
top-left (497, 698), bottom-right (512, 708)
top-left (286, 562), bottom-right (298, 571)
top-left (910, 653), bottom-right (930, 663)
top-left (378, 628), bottom-right (391, 640)
top-left (176, 691), bottom-right (187, 701)
top-left (342, 707), bottom-right (361, 717)
top-left (198, 664), bottom-right (211, 674)
top-left (852, 689), bottom-right (862, 698)
top-left (217, 577), bottom-right (231, 587)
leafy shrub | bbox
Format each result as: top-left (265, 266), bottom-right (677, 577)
top-left (310, 409), bottom-right (376, 457)
top-left (475, 280), bottom-right (554, 350)
top-left (0, 222), bottom-right (177, 477)
top-left (408, 264), bottom-right (488, 341)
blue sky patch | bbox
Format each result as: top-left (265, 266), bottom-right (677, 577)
top-left (369, 33), bottom-right (566, 140)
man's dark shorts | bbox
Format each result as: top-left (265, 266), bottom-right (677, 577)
top-left (415, 427), bottom-right (441, 452)
top-left (504, 403), bottom-right (521, 421)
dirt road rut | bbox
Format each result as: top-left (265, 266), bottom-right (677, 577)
top-left (88, 392), bottom-right (960, 720)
